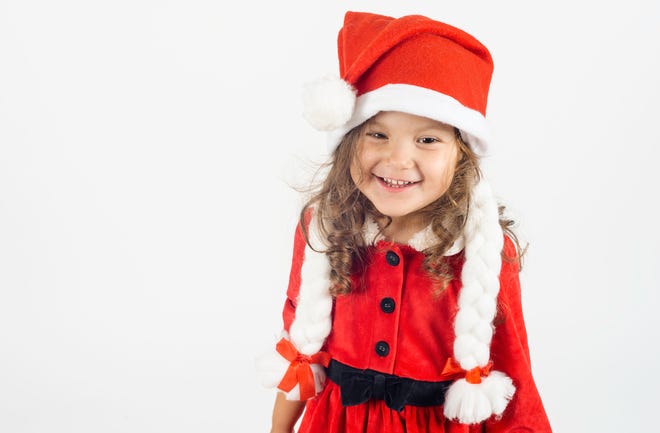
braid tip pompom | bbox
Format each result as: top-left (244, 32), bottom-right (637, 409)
top-left (443, 371), bottom-right (515, 424)
top-left (255, 333), bottom-right (328, 401)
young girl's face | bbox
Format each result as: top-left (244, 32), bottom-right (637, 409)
top-left (350, 111), bottom-right (460, 222)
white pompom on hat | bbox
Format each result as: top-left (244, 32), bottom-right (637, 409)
top-left (302, 74), bottom-right (356, 131)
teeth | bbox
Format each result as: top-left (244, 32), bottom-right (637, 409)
top-left (382, 177), bottom-right (415, 187)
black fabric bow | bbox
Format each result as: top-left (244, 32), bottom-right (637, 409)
top-left (328, 360), bottom-right (451, 412)
top-left (339, 371), bottom-right (414, 412)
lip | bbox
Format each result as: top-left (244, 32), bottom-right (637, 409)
top-left (375, 175), bottom-right (420, 192)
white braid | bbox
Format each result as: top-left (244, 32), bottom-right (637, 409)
top-left (255, 212), bottom-right (333, 400)
top-left (289, 214), bottom-right (334, 355)
top-left (444, 177), bottom-right (516, 424)
top-left (453, 177), bottom-right (503, 368)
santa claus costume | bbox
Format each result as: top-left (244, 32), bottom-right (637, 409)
top-left (257, 11), bottom-right (552, 433)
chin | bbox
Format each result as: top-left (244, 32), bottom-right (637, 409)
top-left (374, 205), bottom-right (416, 219)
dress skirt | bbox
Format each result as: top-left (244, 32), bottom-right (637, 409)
top-left (298, 380), bottom-right (482, 433)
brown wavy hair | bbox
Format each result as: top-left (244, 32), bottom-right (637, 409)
top-left (299, 121), bottom-right (524, 296)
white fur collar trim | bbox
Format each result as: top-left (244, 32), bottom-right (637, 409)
top-left (362, 217), bottom-right (464, 254)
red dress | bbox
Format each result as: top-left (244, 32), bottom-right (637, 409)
top-left (281, 223), bottom-right (552, 432)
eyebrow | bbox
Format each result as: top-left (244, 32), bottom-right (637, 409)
top-left (367, 119), bottom-right (453, 133)
top-left (366, 119), bottom-right (385, 128)
top-left (418, 121), bottom-right (452, 131)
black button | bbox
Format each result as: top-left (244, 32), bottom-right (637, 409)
top-left (380, 297), bottom-right (395, 313)
top-left (385, 251), bottom-right (400, 266)
top-left (375, 341), bottom-right (390, 357)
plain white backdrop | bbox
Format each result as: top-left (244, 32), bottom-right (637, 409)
top-left (1, 1), bottom-right (659, 431)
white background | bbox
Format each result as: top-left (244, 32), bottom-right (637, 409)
top-left (1, 1), bottom-right (659, 432)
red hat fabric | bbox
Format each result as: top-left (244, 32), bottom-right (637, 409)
top-left (302, 11), bottom-right (495, 155)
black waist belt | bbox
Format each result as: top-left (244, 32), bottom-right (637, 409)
top-left (326, 359), bottom-right (452, 412)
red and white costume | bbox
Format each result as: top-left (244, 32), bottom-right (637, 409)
top-left (256, 10), bottom-right (552, 431)
top-left (274, 219), bottom-right (551, 432)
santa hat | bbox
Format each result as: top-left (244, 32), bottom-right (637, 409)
top-left (303, 11), bottom-right (495, 156)
top-left (257, 11), bottom-right (515, 425)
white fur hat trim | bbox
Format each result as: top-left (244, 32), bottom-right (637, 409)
top-left (325, 83), bottom-right (492, 156)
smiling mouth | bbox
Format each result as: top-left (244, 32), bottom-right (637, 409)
top-left (377, 176), bottom-right (420, 188)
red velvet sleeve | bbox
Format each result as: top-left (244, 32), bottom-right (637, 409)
top-left (281, 217), bottom-right (309, 333)
top-left (484, 236), bottom-right (552, 432)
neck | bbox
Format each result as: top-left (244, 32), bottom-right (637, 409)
top-left (378, 213), bottom-right (429, 244)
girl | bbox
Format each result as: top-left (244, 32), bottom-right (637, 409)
top-left (257, 11), bottom-right (552, 433)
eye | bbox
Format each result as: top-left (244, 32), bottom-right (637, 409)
top-left (418, 136), bottom-right (440, 144)
top-left (366, 131), bottom-right (388, 140)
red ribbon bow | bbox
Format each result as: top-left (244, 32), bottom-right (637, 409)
top-left (440, 357), bottom-right (493, 384)
top-left (275, 338), bottom-right (331, 400)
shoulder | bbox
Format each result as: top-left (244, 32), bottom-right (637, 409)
top-left (296, 206), bottom-right (317, 240)
top-left (497, 234), bottom-right (522, 303)
top-left (501, 234), bottom-right (521, 274)
top-left (495, 234), bottom-right (524, 319)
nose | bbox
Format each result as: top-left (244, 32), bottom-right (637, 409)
top-left (385, 140), bottom-right (414, 169)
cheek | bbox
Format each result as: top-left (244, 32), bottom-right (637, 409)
top-left (429, 149), bottom-right (460, 191)
top-left (441, 165), bottom-right (457, 191)
top-left (350, 145), bottom-right (377, 186)
top-left (442, 158), bottom-right (458, 184)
